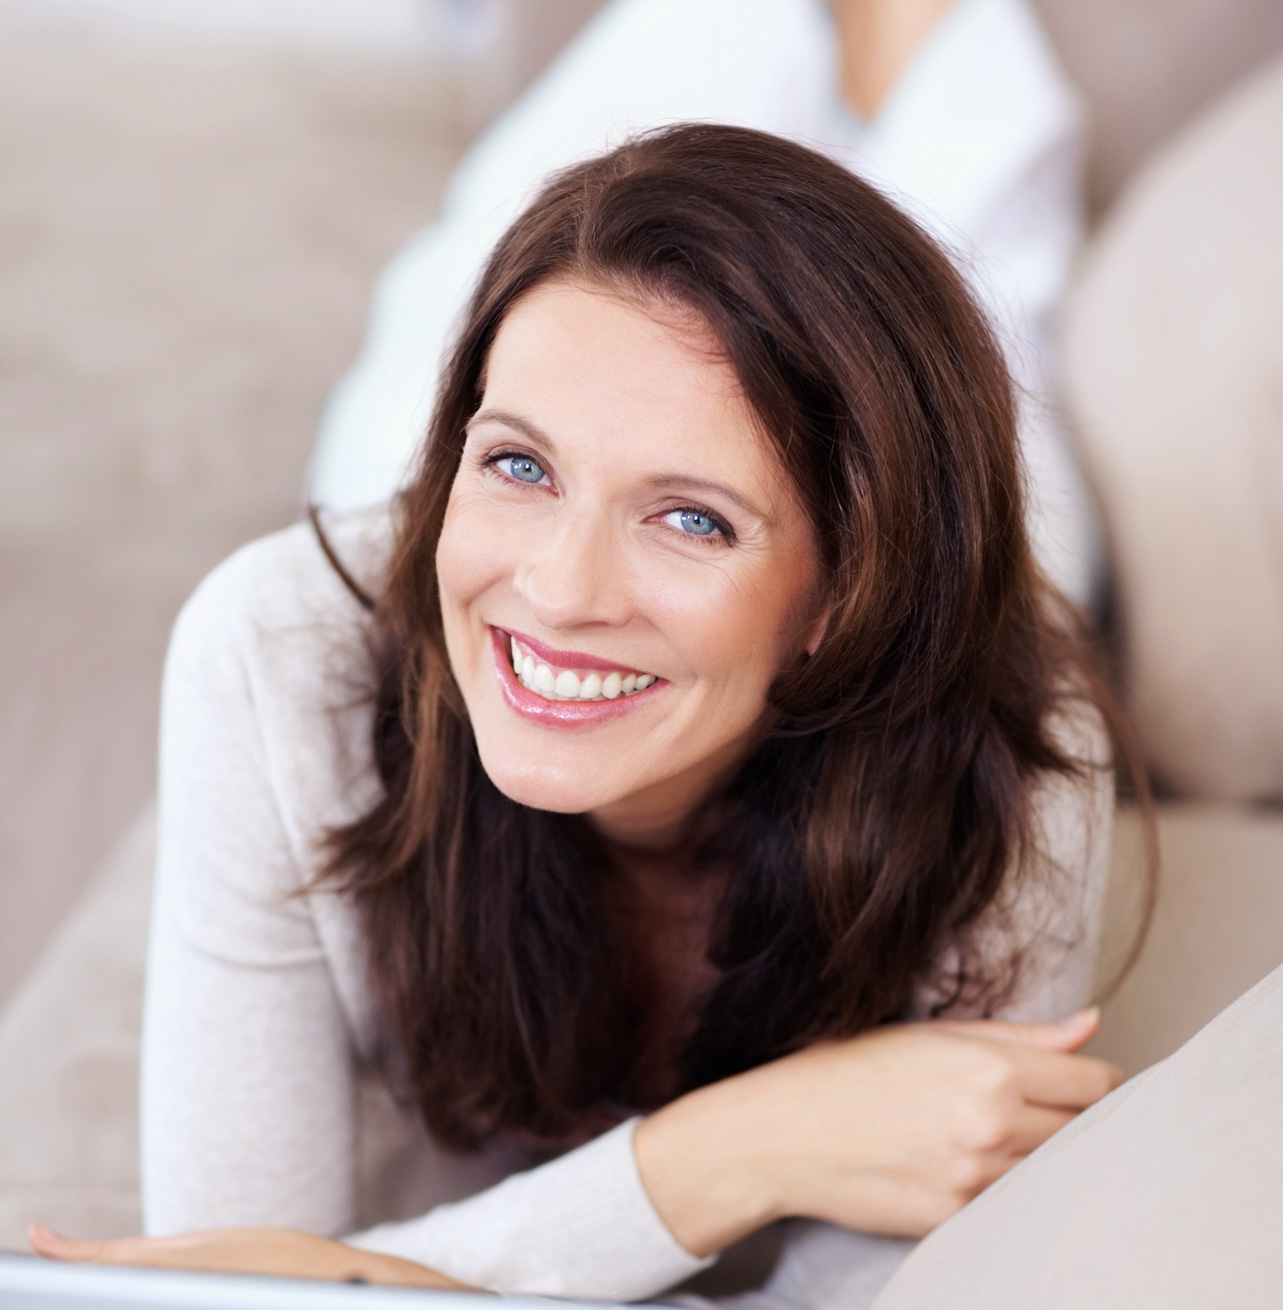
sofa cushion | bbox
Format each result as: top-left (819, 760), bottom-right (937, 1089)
top-left (1092, 803), bottom-right (1283, 1075)
top-left (870, 959), bottom-right (1283, 1310)
top-left (0, 810), bottom-right (152, 1249)
top-left (1063, 52), bottom-right (1283, 799)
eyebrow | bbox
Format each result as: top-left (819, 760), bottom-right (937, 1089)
top-left (467, 408), bottom-right (770, 521)
top-left (466, 408), bottom-right (558, 455)
top-left (643, 474), bottom-right (767, 521)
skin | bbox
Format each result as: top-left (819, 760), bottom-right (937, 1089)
top-left (828, 0), bottom-right (958, 119)
top-left (27, 1225), bottom-right (469, 1289)
top-left (31, 278), bottom-right (1121, 1285)
top-left (634, 1008), bottom-right (1115, 1256)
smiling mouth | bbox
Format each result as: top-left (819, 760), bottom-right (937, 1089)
top-left (503, 631), bottom-right (659, 702)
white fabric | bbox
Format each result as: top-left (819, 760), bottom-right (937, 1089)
top-left (141, 507), bottom-right (1112, 1305)
top-left (308, 0), bottom-right (1098, 603)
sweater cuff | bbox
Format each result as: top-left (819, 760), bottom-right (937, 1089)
top-left (349, 1117), bottom-right (715, 1300)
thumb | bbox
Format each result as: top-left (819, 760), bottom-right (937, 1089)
top-left (949, 1006), bottom-right (1101, 1052)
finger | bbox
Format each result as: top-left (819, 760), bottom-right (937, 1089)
top-left (29, 1227), bottom-right (126, 1265)
top-left (30, 1226), bottom-right (288, 1273)
top-left (1013, 1049), bottom-right (1123, 1109)
top-left (944, 1008), bottom-right (1100, 1053)
top-left (1004, 1103), bottom-right (1077, 1155)
top-left (355, 1250), bottom-right (473, 1290)
top-left (28, 1226), bottom-right (65, 1258)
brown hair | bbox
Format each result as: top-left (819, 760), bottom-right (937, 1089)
top-left (325, 123), bottom-right (1132, 1150)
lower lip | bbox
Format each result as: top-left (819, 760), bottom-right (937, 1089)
top-left (489, 627), bottom-right (664, 728)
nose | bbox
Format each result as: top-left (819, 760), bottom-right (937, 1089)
top-left (513, 498), bottom-right (630, 632)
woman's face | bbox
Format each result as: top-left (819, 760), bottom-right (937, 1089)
top-left (436, 279), bottom-right (823, 845)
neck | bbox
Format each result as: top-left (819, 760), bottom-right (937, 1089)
top-left (589, 795), bottom-right (702, 854)
top-left (827, 0), bottom-right (955, 119)
top-left (586, 725), bottom-right (760, 852)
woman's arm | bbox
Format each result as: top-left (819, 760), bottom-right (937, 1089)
top-left (634, 1009), bottom-right (1118, 1257)
top-left (143, 534), bottom-right (367, 1238)
top-left (43, 1013), bottom-right (1111, 1294)
top-left (345, 1119), bottom-right (712, 1297)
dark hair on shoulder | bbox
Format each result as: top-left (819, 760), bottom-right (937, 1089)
top-left (322, 122), bottom-right (1147, 1150)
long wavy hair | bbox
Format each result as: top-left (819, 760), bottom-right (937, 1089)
top-left (324, 123), bottom-right (1124, 1151)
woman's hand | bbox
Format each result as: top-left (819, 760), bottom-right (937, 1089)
top-left (634, 1008), bottom-right (1121, 1256)
top-left (28, 1224), bottom-right (473, 1290)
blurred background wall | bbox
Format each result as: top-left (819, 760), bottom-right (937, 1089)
top-left (0, 0), bottom-right (1281, 1010)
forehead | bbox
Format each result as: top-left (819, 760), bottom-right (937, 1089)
top-left (481, 278), bottom-right (779, 484)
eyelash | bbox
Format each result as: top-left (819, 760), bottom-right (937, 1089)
top-left (665, 504), bottom-right (734, 545)
top-left (483, 449), bottom-right (549, 484)
top-left (481, 448), bottom-right (735, 545)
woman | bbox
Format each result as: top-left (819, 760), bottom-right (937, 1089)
top-left (33, 124), bottom-right (1121, 1304)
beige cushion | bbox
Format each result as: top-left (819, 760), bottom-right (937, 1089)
top-left (1063, 52), bottom-right (1283, 799)
top-left (0, 809), bottom-right (151, 1249)
top-left (1092, 803), bottom-right (1283, 1075)
top-left (871, 960), bottom-right (1283, 1310)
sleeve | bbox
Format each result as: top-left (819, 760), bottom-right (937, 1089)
top-left (991, 690), bottom-right (1115, 1024)
top-left (141, 552), bottom-right (360, 1238)
top-left (348, 1119), bottom-right (713, 1299)
top-left (919, 690), bottom-right (1114, 1028)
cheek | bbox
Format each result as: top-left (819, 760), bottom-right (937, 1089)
top-left (435, 490), bottom-right (514, 615)
top-left (641, 554), bottom-right (816, 698)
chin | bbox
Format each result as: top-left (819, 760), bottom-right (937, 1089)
top-left (474, 745), bottom-right (618, 815)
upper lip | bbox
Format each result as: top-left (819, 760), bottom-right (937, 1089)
top-left (498, 626), bottom-right (652, 675)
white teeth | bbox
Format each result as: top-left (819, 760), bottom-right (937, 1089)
top-left (507, 636), bottom-right (657, 703)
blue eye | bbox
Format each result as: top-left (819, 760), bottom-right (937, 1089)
top-left (675, 509), bottom-right (718, 536)
top-left (503, 455), bottom-right (546, 483)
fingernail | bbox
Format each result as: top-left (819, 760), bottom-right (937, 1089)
top-left (29, 1224), bottom-right (66, 1244)
top-left (1059, 1006), bottom-right (1099, 1028)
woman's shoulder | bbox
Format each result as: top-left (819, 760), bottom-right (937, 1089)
top-left (163, 504), bottom-right (396, 837)
top-left (160, 504), bottom-right (398, 897)
top-left (169, 503), bottom-right (394, 682)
